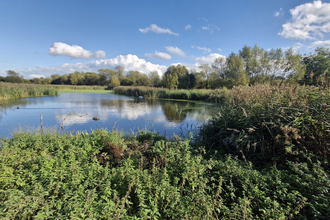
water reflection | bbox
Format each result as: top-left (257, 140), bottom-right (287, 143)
top-left (0, 93), bottom-right (218, 138)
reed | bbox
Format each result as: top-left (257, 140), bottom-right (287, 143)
top-left (113, 86), bottom-right (227, 102)
top-left (0, 82), bottom-right (58, 100)
top-left (47, 85), bottom-right (107, 90)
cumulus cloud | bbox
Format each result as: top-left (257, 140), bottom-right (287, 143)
top-left (165, 46), bottom-right (186, 57)
top-left (311, 40), bottom-right (330, 47)
top-left (139, 24), bottom-right (179, 36)
top-left (278, 1), bottom-right (330, 40)
top-left (191, 45), bottom-right (212, 53)
top-left (17, 54), bottom-right (167, 79)
top-left (185, 24), bottom-right (192, 30)
top-left (195, 53), bottom-right (225, 64)
top-left (49, 42), bottom-right (106, 59)
top-left (274, 8), bottom-right (284, 17)
top-left (202, 26), bottom-right (209, 30)
top-left (145, 51), bottom-right (172, 60)
top-left (29, 74), bottom-right (46, 78)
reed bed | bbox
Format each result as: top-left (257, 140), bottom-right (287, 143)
top-left (0, 82), bottom-right (58, 100)
top-left (47, 85), bottom-right (107, 90)
top-left (113, 86), bottom-right (228, 102)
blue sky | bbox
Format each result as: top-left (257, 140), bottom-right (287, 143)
top-left (1, 0), bottom-right (330, 79)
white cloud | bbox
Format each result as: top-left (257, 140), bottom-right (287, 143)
top-left (49, 42), bottom-right (106, 59)
top-left (95, 50), bottom-right (106, 58)
top-left (201, 24), bottom-right (219, 34)
top-left (17, 54), bottom-right (167, 79)
top-left (165, 46), bottom-right (186, 57)
top-left (195, 53), bottom-right (225, 64)
top-left (278, 1), bottom-right (330, 40)
top-left (311, 40), bottom-right (330, 47)
top-left (29, 74), bottom-right (46, 78)
top-left (185, 25), bottom-right (192, 30)
top-left (145, 51), bottom-right (172, 60)
top-left (274, 8), bottom-right (284, 17)
top-left (217, 48), bottom-right (222, 52)
top-left (192, 45), bottom-right (212, 53)
top-left (139, 24), bottom-right (179, 36)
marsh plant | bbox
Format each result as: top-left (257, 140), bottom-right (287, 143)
top-left (0, 82), bottom-right (58, 100)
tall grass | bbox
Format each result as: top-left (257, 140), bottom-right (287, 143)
top-left (113, 86), bottom-right (229, 103)
top-left (0, 82), bottom-right (58, 100)
top-left (198, 83), bottom-right (330, 164)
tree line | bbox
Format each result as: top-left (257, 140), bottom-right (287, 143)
top-left (1, 45), bottom-right (330, 89)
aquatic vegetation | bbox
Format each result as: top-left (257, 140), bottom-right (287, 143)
top-left (0, 82), bottom-right (58, 100)
top-left (113, 86), bottom-right (234, 103)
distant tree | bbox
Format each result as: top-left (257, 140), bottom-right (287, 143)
top-left (163, 65), bottom-right (189, 89)
top-left (301, 47), bottom-right (330, 86)
top-left (149, 71), bottom-right (162, 87)
top-left (5, 70), bottom-right (24, 83)
top-left (108, 76), bottom-right (120, 87)
top-left (126, 71), bottom-right (150, 86)
top-left (115, 66), bottom-right (126, 83)
top-left (225, 52), bottom-right (250, 87)
top-left (85, 72), bottom-right (99, 85)
top-left (98, 69), bottom-right (116, 85)
top-left (283, 48), bottom-right (305, 84)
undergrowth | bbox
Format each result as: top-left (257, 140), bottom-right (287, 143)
top-left (0, 128), bottom-right (329, 219)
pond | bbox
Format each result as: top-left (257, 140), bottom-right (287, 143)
top-left (0, 92), bottom-right (219, 138)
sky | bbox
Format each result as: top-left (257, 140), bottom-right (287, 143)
top-left (1, 0), bottom-right (330, 79)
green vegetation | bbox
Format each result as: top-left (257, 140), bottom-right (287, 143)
top-left (0, 127), bottom-right (328, 219)
top-left (1, 45), bottom-right (330, 218)
top-left (0, 82), bottom-right (58, 100)
top-left (1, 83), bottom-right (330, 219)
top-left (113, 86), bottom-right (230, 103)
top-left (49, 85), bottom-right (107, 91)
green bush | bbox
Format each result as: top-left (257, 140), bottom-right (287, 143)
top-left (1, 128), bottom-right (329, 219)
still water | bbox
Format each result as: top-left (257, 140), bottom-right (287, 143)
top-left (0, 92), bottom-right (218, 138)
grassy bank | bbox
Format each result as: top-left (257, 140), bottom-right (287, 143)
top-left (0, 82), bottom-right (58, 100)
top-left (1, 84), bottom-right (329, 219)
top-left (113, 86), bottom-right (230, 103)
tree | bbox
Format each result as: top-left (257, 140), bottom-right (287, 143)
top-left (98, 69), bottom-right (117, 85)
top-left (163, 65), bottom-right (189, 89)
top-left (224, 52), bottom-right (249, 87)
top-left (115, 66), bottom-right (126, 83)
top-left (283, 48), bottom-right (305, 84)
top-left (199, 64), bottom-right (213, 88)
top-left (5, 70), bottom-right (24, 83)
top-left (108, 76), bottom-right (120, 87)
top-left (149, 71), bottom-right (162, 87)
top-left (301, 47), bottom-right (330, 86)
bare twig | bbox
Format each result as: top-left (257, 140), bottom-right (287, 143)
top-left (112, 120), bottom-right (119, 132)
top-left (61, 113), bottom-right (87, 132)
top-left (40, 114), bottom-right (43, 134)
